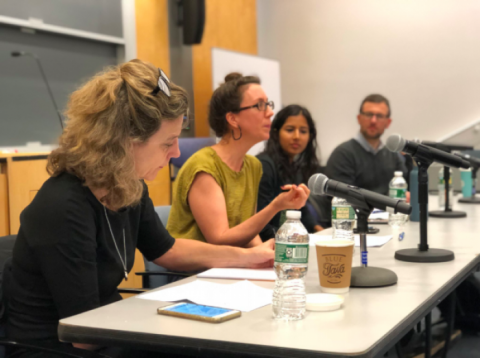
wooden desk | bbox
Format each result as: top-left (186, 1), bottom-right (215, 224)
top-left (59, 196), bottom-right (480, 357)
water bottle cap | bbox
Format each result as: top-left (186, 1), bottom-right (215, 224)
top-left (286, 210), bottom-right (301, 219)
top-left (394, 171), bottom-right (403, 177)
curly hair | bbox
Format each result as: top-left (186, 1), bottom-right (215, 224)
top-left (47, 59), bottom-right (188, 209)
top-left (208, 72), bottom-right (260, 137)
top-left (263, 104), bottom-right (320, 184)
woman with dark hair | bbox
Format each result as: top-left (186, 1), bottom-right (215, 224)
top-left (257, 104), bottom-right (323, 240)
top-left (167, 73), bottom-right (310, 247)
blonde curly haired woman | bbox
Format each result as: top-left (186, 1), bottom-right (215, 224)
top-left (6, 60), bottom-right (274, 358)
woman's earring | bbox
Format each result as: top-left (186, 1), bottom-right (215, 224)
top-left (232, 126), bottom-right (242, 141)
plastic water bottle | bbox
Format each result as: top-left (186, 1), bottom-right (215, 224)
top-left (331, 197), bottom-right (355, 241)
top-left (388, 171), bottom-right (408, 228)
top-left (272, 210), bottom-right (309, 321)
top-left (438, 167), bottom-right (453, 210)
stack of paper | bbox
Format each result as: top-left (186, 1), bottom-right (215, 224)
top-left (137, 280), bottom-right (272, 312)
top-left (197, 268), bottom-right (276, 281)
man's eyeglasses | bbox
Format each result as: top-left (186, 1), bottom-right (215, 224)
top-left (360, 112), bottom-right (389, 120)
top-left (236, 101), bottom-right (275, 113)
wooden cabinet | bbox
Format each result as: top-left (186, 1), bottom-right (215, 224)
top-left (0, 153), bottom-right (50, 236)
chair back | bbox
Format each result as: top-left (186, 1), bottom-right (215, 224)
top-left (154, 206), bottom-right (171, 227)
top-left (142, 206), bottom-right (172, 288)
top-left (0, 235), bottom-right (17, 357)
top-left (0, 236), bottom-right (17, 322)
top-left (170, 137), bottom-right (216, 181)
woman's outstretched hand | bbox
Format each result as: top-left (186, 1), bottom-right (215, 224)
top-left (273, 184), bottom-right (310, 211)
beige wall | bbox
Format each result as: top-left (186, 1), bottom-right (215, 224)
top-left (257, 0), bottom-right (480, 163)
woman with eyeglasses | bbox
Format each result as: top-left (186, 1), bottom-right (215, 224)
top-left (167, 73), bottom-right (310, 247)
top-left (257, 105), bottom-right (323, 241)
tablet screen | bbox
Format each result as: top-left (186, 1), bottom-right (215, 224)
top-left (164, 303), bottom-right (232, 317)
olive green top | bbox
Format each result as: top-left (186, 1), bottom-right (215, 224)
top-left (167, 147), bottom-right (263, 243)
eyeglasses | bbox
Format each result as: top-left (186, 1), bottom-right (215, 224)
top-left (360, 112), bottom-right (389, 120)
top-left (236, 101), bottom-right (275, 113)
top-left (182, 115), bottom-right (190, 129)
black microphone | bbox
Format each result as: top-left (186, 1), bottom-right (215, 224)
top-left (11, 50), bottom-right (64, 130)
top-left (308, 174), bottom-right (412, 214)
top-left (386, 134), bottom-right (469, 169)
top-left (455, 152), bottom-right (480, 169)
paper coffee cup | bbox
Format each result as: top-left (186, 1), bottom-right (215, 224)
top-left (315, 240), bottom-right (354, 294)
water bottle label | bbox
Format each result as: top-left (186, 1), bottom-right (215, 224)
top-left (332, 206), bottom-right (355, 220)
top-left (275, 243), bottom-right (309, 264)
top-left (361, 251), bottom-right (368, 265)
top-left (389, 188), bottom-right (406, 199)
top-left (439, 178), bottom-right (452, 185)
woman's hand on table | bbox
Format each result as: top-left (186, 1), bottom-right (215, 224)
top-left (243, 239), bottom-right (275, 268)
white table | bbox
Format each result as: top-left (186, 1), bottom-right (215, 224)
top-left (59, 197), bottom-right (480, 357)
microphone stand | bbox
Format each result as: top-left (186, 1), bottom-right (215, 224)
top-left (429, 165), bottom-right (466, 217)
top-left (458, 164), bottom-right (480, 203)
top-left (345, 193), bottom-right (397, 287)
top-left (12, 51), bottom-right (64, 130)
top-left (31, 54), bottom-right (64, 130)
top-left (395, 157), bottom-right (455, 263)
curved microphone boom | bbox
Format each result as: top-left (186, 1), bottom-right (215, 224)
top-left (11, 50), bottom-right (64, 130)
top-left (386, 134), bottom-right (469, 168)
top-left (308, 173), bottom-right (411, 215)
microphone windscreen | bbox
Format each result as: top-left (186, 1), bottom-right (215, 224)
top-left (386, 134), bottom-right (405, 152)
top-left (460, 159), bottom-right (472, 169)
top-left (396, 201), bottom-right (412, 215)
top-left (308, 173), bottom-right (328, 195)
top-left (456, 153), bottom-right (480, 167)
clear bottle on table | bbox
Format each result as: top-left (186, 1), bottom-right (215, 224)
top-left (331, 197), bottom-right (355, 241)
top-left (272, 210), bottom-right (309, 321)
top-left (388, 171), bottom-right (408, 228)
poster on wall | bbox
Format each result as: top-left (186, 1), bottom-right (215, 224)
top-left (211, 48), bottom-right (281, 156)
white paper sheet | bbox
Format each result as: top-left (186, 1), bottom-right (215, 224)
top-left (309, 234), bottom-right (393, 247)
top-left (369, 210), bottom-right (389, 220)
top-left (137, 280), bottom-right (273, 312)
top-left (197, 268), bottom-right (276, 281)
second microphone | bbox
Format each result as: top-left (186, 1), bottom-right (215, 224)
top-left (308, 173), bottom-right (412, 215)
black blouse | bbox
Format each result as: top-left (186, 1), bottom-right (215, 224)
top-left (257, 153), bottom-right (318, 241)
top-left (7, 172), bottom-right (175, 342)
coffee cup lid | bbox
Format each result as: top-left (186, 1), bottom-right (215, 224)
top-left (306, 293), bottom-right (344, 312)
top-left (315, 239), bottom-right (354, 247)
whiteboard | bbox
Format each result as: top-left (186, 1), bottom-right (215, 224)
top-left (211, 48), bottom-right (281, 156)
